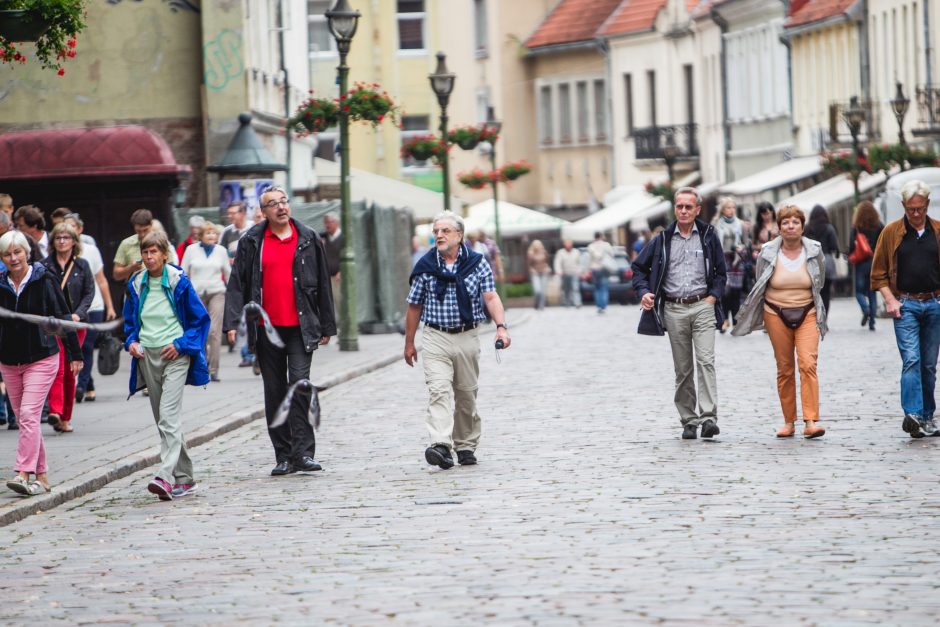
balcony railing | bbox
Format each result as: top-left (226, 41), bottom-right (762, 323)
top-left (633, 124), bottom-right (698, 160)
top-left (827, 99), bottom-right (881, 146)
top-left (913, 86), bottom-right (940, 135)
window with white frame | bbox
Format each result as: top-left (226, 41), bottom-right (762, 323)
top-left (401, 114), bottom-right (432, 168)
top-left (539, 85), bottom-right (553, 144)
top-left (576, 81), bottom-right (589, 141)
top-left (559, 83), bottom-right (572, 143)
top-left (594, 79), bottom-right (607, 140)
top-left (397, 0), bottom-right (426, 51)
top-left (474, 0), bottom-right (488, 55)
top-left (307, 0), bottom-right (335, 57)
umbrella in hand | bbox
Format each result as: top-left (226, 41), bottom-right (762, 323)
top-left (269, 379), bottom-right (321, 430)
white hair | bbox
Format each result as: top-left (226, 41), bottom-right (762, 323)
top-left (432, 211), bottom-right (465, 234)
top-left (674, 186), bottom-right (702, 205)
top-left (901, 179), bottom-right (931, 203)
top-left (718, 196), bottom-right (736, 211)
top-left (0, 229), bottom-right (30, 256)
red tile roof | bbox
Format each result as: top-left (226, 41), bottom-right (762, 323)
top-left (785, 0), bottom-right (858, 28)
top-left (599, 0), bottom-right (706, 37)
top-left (525, 0), bottom-right (624, 49)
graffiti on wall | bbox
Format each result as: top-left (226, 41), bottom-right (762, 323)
top-left (203, 29), bottom-right (242, 91)
top-left (106, 0), bottom-right (200, 12)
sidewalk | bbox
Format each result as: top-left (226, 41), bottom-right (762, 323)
top-left (0, 331), bottom-right (407, 526)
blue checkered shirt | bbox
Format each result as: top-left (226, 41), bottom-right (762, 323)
top-left (407, 248), bottom-right (495, 327)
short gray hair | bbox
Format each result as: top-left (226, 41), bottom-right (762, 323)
top-left (0, 229), bottom-right (30, 256)
top-left (901, 179), bottom-right (931, 203)
top-left (432, 211), bottom-right (464, 234)
top-left (674, 186), bottom-right (702, 205)
top-left (324, 211), bottom-right (340, 222)
top-left (260, 185), bottom-right (288, 206)
top-left (64, 212), bottom-right (83, 227)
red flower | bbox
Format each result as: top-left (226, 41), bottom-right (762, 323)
top-left (67, 50), bottom-right (76, 58)
top-left (67, 39), bottom-right (77, 48)
top-left (377, 115), bottom-right (384, 122)
top-left (57, 68), bottom-right (65, 76)
top-left (343, 106), bottom-right (350, 112)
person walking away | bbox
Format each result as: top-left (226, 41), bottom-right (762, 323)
top-left (804, 205), bottom-right (840, 314)
top-left (404, 211), bottom-right (511, 469)
top-left (0, 231), bottom-right (82, 496)
top-left (223, 186), bottom-right (336, 476)
top-left (554, 239), bottom-right (582, 307)
top-left (849, 201), bottom-right (883, 331)
top-left (870, 179), bottom-right (940, 438)
top-left (182, 221), bottom-right (230, 382)
top-left (526, 239), bottom-right (550, 310)
top-left (41, 223), bottom-right (94, 433)
top-left (587, 231), bottom-right (614, 314)
top-left (63, 213), bottom-right (116, 403)
top-left (632, 187), bottom-right (727, 440)
top-left (732, 205), bottom-right (828, 438)
top-left (123, 231), bottom-right (210, 500)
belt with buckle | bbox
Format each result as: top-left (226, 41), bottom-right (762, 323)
top-left (425, 322), bottom-right (478, 334)
top-left (663, 293), bottom-right (708, 305)
top-left (900, 290), bottom-right (940, 301)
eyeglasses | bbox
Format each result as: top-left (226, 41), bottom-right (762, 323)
top-left (262, 199), bottom-right (289, 209)
top-left (432, 227), bottom-right (455, 236)
top-left (674, 204), bottom-right (697, 211)
top-left (54, 236), bottom-right (74, 242)
top-left (904, 205), bottom-right (928, 213)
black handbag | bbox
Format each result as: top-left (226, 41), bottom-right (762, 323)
top-left (97, 332), bottom-right (121, 375)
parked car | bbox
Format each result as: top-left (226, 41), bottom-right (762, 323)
top-left (579, 246), bottom-right (639, 305)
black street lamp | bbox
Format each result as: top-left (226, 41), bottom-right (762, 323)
top-left (326, 0), bottom-right (361, 352)
top-left (662, 133), bottom-right (679, 185)
top-left (891, 81), bottom-right (910, 150)
top-left (843, 95), bottom-right (866, 204)
top-left (484, 106), bottom-right (504, 296)
top-left (428, 51), bottom-right (455, 211)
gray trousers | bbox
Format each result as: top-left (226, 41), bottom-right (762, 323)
top-left (138, 347), bottom-right (194, 484)
top-left (663, 300), bottom-right (718, 426)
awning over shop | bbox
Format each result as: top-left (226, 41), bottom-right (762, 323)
top-left (777, 171), bottom-right (887, 213)
top-left (562, 191), bottom-right (663, 242)
top-left (314, 158), bottom-right (461, 221)
top-left (719, 156), bottom-right (821, 196)
top-left (464, 200), bottom-right (569, 237)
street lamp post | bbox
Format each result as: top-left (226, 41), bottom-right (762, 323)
top-left (662, 133), bottom-right (679, 185)
top-left (326, 0), bottom-right (361, 352)
top-left (484, 106), bottom-right (504, 296)
top-left (891, 82), bottom-right (911, 165)
top-left (428, 51), bottom-right (455, 211)
top-left (843, 95), bottom-right (866, 204)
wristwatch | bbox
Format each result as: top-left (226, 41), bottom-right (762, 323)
top-left (496, 323), bottom-right (508, 330)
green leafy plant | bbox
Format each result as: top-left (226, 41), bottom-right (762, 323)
top-left (644, 181), bottom-right (674, 200)
top-left (869, 143), bottom-right (939, 172)
top-left (457, 168), bottom-right (505, 190)
top-left (401, 134), bottom-right (448, 163)
top-left (447, 124), bottom-right (499, 150)
top-left (0, 0), bottom-right (86, 74)
top-left (289, 95), bottom-right (339, 136)
top-left (499, 160), bottom-right (531, 181)
top-left (822, 149), bottom-right (871, 176)
top-left (343, 82), bottom-right (400, 127)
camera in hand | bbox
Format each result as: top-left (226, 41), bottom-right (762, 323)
top-left (495, 339), bottom-right (505, 350)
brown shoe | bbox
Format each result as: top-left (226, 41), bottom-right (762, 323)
top-left (803, 421), bottom-right (825, 439)
top-left (776, 422), bottom-right (796, 438)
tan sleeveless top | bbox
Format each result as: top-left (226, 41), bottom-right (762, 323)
top-left (764, 251), bottom-right (813, 313)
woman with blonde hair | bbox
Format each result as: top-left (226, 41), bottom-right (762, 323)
top-left (181, 221), bottom-right (230, 382)
top-left (526, 239), bottom-right (550, 310)
top-left (849, 200), bottom-right (884, 331)
top-left (733, 205), bottom-right (828, 438)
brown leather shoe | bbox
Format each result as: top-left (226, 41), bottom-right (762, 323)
top-left (803, 421), bottom-right (825, 439)
top-left (776, 422), bottom-right (796, 438)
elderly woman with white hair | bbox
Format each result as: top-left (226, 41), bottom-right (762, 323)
top-left (182, 221), bottom-right (231, 382)
top-left (0, 230), bottom-right (83, 496)
top-left (871, 179), bottom-right (940, 438)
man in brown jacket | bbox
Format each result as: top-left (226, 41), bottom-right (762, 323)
top-left (870, 179), bottom-right (940, 438)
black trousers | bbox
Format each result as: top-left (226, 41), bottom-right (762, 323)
top-left (257, 325), bottom-right (315, 464)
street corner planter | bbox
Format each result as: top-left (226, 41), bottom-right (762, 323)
top-left (410, 146), bottom-right (434, 161)
top-left (457, 137), bottom-right (480, 151)
top-left (0, 10), bottom-right (50, 42)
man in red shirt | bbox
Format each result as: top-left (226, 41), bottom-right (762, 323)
top-left (223, 186), bottom-right (336, 475)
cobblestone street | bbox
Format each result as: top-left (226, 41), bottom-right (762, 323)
top-left (3, 299), bottom-right (938, 624)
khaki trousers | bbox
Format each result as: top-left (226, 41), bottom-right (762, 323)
top-left (138, 347), bottom-right (194, 484)
top-left (331, 274), bottom-right (341, 328)
top-left (663, 300), bottom-right (718, 426)
top-left (764, 309), bottom-right (819, 423)
top-left (200, 291), bottom-right (225, 377)
top-left (421, 326), bottom-right (482, 452)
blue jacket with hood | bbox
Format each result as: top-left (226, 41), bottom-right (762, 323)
top-left (122, 264), bottom-right (211, 397)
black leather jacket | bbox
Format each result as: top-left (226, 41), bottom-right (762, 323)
top-left (41, 254), bottom-right (95, 321)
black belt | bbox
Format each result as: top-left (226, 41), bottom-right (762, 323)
top-left (425, 322), bottom-right (478, 334)
top-left (899, 290), bottom-right (940, 301)
top-left (663, 293), bottom-right (708, 305)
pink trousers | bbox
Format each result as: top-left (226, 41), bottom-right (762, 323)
top-left (0, 353), bottom-right (59, 474)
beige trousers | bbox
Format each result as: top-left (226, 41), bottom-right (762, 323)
top-left (663, 300), bottom-right (718, 426)
top-left (331, 274), bottom-right (341, 328)
top-left (764, 309), bottom-right (820, 423)
top-left (421, 326), bottom-right (482, 452)
top-left (200, 291), bottom-right (225, 377)
top-left (138, 347), bottom-right (194, 484)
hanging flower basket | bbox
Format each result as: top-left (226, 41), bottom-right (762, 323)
top-left (401, 134), bottom-right (447, 163)
top-left (644, 180), bottom-right (674, 200)
top-left (499, 160), bottom-right (531, 181)
top-left (821, 149), bottom-right (871, 176)
top-left (343, 81), bottom-right (400, 127)
top-left (448, 125), bottom-right (499, 151)
top-left (0, 0), bottom-right (86, 73)
top-left (458, 169), bottom-right (492, 190)
top-left (289, 95), bottom-right (340, 136)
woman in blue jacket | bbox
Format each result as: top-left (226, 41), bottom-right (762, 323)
top-left (123, 231), bottom-right (210, 501)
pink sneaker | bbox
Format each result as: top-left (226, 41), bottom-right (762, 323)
top-left (171, 483), bottom-right (198, 498)
top-left (147, 477), bottom-right (173, 501)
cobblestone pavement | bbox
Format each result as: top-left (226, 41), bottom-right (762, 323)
top-left (3, 299), bottom-right (938, 624)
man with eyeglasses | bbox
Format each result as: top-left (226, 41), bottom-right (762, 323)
top-left (404, 211), bottom-right (510, 469)
top-left (223, 186), bottom-right (336, 476)
top-left (871, 179), bottom-right (940, 438)
top-left (632, 186), bottom-right (727, 440)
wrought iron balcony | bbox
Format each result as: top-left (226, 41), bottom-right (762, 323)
top-left (913, 86), bottom-right (940, 136)
top-left (633, 124), bottom-right (698, 160)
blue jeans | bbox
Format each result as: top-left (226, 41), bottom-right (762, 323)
top-left (592, 269), bottom-right (610, 310)
top-left (854, 260), bottom-right (877, 326)
top-left (894, 298), bottom-right (940, 419)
